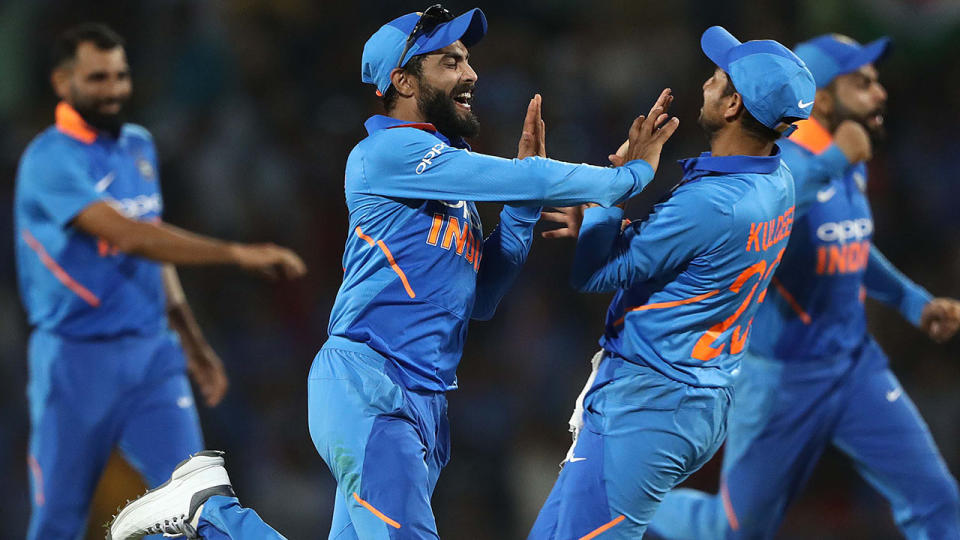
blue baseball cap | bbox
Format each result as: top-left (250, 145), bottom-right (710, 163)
top-left (794, 34), bottom-right (891, 88)
top-left (362, 8), bottom-right (487, 96)
top-left (701, 26), bottom-right (816, 135)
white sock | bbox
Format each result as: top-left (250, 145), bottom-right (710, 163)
top-left (190, 503), bottom-right (205, 528)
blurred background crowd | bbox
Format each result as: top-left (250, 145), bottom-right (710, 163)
top-left (1, 0), bottom-right (959, 538)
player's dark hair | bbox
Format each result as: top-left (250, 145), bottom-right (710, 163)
top-left (722, 76), bottom-right (782, 143)
top-left (51, 23), bottom-right (125, 70)
top-left (382, 55), bottom-right (426, 112)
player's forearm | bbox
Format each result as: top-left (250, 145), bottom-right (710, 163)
top-left (471, 207), bottom-right (539, 320)
top-left (507, 157), bottom-right (657, 208)
top-left (570, 207), bottom-right (629, 292)
top-left (163, 265), bottom-right (206, 346)
top-left (116, 221), bottom-right (242, 265)
top-left (864, 247), bottom-right (932, 327)
top-left (366, 149), bottom-right (656, 208)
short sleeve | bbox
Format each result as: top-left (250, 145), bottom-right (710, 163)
top-left (19, 143), bottom-right (101, 228)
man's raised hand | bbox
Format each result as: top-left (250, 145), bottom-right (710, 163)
top-left (518, 94), bottom-right (546, 159)
top-left (621, 88), bottom-right (680, 172)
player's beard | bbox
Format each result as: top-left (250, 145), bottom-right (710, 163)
top-left (417, 80), bottom-right (480, 140)
top-left (70, 90), bottom-right (127, 138)
top-left (697, 106), bottom-right (724, 142)
top-left (834, 96), bottom-right (886, 143)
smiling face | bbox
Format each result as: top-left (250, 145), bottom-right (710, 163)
top-left (412, 40), bottom-right (480, 139)
top-left (827, 64), bottom-right (887, 136)
top-left (52, 41), bottom-right (131, 133)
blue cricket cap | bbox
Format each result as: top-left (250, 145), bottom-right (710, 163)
top-left (794, 34), bottom-right (891, 88)
top-left (362, 8), bottom-right (487, 96)
top-left (701, 26), bottom-right (816, 135)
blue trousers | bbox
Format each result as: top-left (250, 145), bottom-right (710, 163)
top-left (529, 354), bottom-right (731, 539)
top-left (196, 496), bottom-right (286, 539)
top-left (649, 338), bottom-right (960, 539)
top-left (195, 338), bottom-right (450, 539)
top-left (27, 328), bottom-right (203, 540)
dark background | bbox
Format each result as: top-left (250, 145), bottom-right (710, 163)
top-left (1, 1), bottom-right (959, 538)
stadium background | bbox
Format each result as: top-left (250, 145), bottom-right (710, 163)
top-left (1, 0), bottom-right (959, 538)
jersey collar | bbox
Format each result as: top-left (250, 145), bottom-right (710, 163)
top-left (678, 146), bottom-right (781, 182)
top-left (55, 101), bottom-right (98, 144)
top-left (364, 115), bottom-right (470, 149)
top-left (787, 117), bottom-right (833, 154)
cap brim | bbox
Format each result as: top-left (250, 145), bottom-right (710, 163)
top-left (701, 26), bottom-right (742, 70)
top-left (849, 36), bottom-right (891, 70)
top-left (409, 8), bottom-right (487, 62)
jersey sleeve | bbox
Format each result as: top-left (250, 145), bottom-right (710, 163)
top-left (864, 246), bottom-right (932, 327)
top-left (19, 143), bottom-right (101, 228)
top-left (357, 129), bottom-right (655, 207)
top-left (780, 141), bottom-right (849, 217)
top-left (570, 189), bottom-right (728, 293)
top-left (471, 204), bottom-right (540, 320)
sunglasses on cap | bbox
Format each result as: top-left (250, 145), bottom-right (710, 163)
top-left (395, 4), bottom-right (455, 69)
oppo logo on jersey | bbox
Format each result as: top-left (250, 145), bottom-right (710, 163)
top-left (814, 219), bottom-right (872, 275)
top-left (816, 218), bottom-right (872, 244)
top-left (416, 142), bottom-right (449, 175)
top-left (106, 194), bottom-right (162, 219)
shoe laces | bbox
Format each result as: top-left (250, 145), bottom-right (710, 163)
top-left (144, 514), bottom-right (199, 539)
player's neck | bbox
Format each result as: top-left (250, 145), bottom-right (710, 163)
top-left (388, 100), bottom-right (428, 124)
top-left (709, 127), bottom-right (774, 158)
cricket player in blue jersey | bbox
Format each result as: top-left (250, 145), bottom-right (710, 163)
top-left (108, 5), bottom-right (683, 539)
top-left (649, 34), bottom-right (960, 540)
top-left (14, 23), bottom-right (305, 540)
top-left (526, 27), bottom-right (814, 539)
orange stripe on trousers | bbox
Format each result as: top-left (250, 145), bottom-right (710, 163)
top-left (579, 515), bottom-right (625, 539)
top-left (721, 480), bottom-right (741, 531)
top-left (28, 454), bottom-right (45, 506)
top-left (21, 229), bottom-right (101, 307)
top-left (352, 492), bottom-right (401, 529)
top-left (354, 226), bottom-right (416, 298)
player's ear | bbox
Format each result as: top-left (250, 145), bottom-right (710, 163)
top-left (390, 68), bottom-right (416, 99)
top-left (51, 67), bottom-right (71, 100)
top-left (723, 92), bottom-right (744, 122)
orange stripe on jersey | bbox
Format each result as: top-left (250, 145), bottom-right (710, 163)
top-left (54, 102), bottom-right (97, 144)
top-left (579, 515), bottom-right (626, 540)
top-left (352, 492), bottom-right (401, 529)
top-left (21, 229), bottom-right (101, 307)
top-left (788, 118), bottom-right (833, 155)
top-left (613, 290), bottom-right (720, 327)
top-left (355, 226), bottom-right (416, 299)
top-left (377, 240), bottom-right (416, 298)
top-left (771, 277), bottom-right (811, 324)
top-left (386, 122), bottom-right (437, 132)
top-left (355, 226), bottom-right (375, 246)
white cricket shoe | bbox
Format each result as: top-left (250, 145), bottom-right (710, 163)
top-left (107, 450), bottom-right (236, 539)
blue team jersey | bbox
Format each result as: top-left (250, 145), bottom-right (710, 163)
top-left (14, 102), bottom-right (166, 339)
top-left (572, 150), bottom-right (795, 388)
top-left (325, 115), bottom-right (657, 392)
top-left (749, 119), bottom-right (931, 361)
